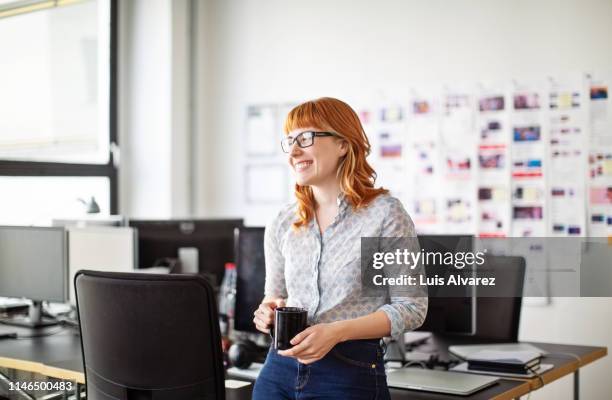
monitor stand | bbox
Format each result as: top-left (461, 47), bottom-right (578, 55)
top-left (0, 301), bottom-right (58, 328)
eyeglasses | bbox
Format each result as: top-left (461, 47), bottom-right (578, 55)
top-left (281, 131), bottom-right (337, 153)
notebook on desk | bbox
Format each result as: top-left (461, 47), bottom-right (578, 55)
top-left (451, 362), bottom-right (554, 378)
top-left (466, 350), bottom-right (541, 374)
top-left (449, 343), bottom-right (548, 359)
top-left (386, 368), bottom-right (499, 395)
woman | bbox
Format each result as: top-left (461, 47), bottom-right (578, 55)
top-left (252, 97), bottom-right (428, 399)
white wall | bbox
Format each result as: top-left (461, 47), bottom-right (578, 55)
top-left (519, 298), bottom-right (612, 399)
top-left (195, 1), bottom-right (612, 399)
top-left (197, 0), bottom-right (612, 222)
top-left (119, 0), bottom-right (192, 218)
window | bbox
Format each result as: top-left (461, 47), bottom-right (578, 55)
top-left (0, 176), bottom-right (111, 225)
top-left (0, 0), bottom-right (117, 222)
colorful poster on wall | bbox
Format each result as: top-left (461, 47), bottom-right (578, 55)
top-left (478, 186), bottom-right (510, 237)
top-left (370, 104), bottom-right (407, 197)
top-left (547, 76), bottom-right (588, 236)
top-left (586, 73), bottom-right (612, 237)
top-left (406, 93), bottom-right (443, 233)
top-left (440, 89), bottom-right (477, 233)
top-left (476, 84), bottom-right (511, 237)
top-left (510, 81), bottom-right (548, 237)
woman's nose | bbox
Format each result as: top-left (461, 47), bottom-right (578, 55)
top-left (289, 141), bottom-right (302, 156)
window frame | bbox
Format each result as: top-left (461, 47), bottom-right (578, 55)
top-left (0, 0), bottom-right (119, 214)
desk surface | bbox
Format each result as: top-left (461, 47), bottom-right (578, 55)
top-left (0, 325), bottom-right (84, 383)
top-left (387, 341), bottom-right (608, 400)
top-left (0, 324), bottom-right (607, 400)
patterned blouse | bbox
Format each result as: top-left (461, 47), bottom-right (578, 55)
top-left (264, 193), bottom-right (428, 339)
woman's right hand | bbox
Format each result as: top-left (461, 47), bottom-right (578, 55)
top-left (253, 298), bottom-right (286, 334)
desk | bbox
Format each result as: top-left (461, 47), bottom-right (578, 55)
top-left (0, 324), bottom-right (607, 400)
top-left (387, 341), bottom-right (608, 400)
top-left (411, 336), bottom-right (608, 400)
top-left (0, 327), bottom-right (84, 384)
top-left (0, 325), bottom-right (251, 400)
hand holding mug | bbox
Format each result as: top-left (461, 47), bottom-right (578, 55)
top-left (253, 298), bottom-right (285, 334)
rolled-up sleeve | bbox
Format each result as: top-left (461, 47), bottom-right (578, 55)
top-left (264, 212), bottom-right (288, 298)
top-left (376, 198), bottom-right (428, 340)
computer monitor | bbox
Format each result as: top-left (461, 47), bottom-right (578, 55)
top-left (0, 226), bottom-right (68, 327)
top-left (67, 226), bottom-right (138, 305)
top-left (416, 235), bottom-right (476, 336)
top-left (128, 219), bottom-right (243, 288)
top-left (233, 227), bottom-right (266, 334)
top-left (472, 254), bottom-right (525, 342)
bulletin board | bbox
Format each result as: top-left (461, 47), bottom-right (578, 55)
top-left (243, 73), bottom-right (612, 239)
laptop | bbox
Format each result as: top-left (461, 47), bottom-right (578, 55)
top-left (386, 368), bottom-right (499, 395)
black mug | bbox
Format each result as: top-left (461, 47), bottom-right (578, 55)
top-left (270, 307), bottom-right (308, 350)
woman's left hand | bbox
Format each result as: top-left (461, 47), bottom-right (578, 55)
top-left (277, 322), bottom-right (343, 364)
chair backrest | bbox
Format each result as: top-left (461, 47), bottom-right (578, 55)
top-left (75, 270), bottom-right (225, 400)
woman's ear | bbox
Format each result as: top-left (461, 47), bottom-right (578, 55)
top-left (338, 139), bottom-right (349, 157)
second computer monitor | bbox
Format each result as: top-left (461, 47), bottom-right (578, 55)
top-left (0, 225), bottom-right (68, 327)
top-left (233, 227), bottom-right (266, 334)
top-left (128, 219), bottom-right (243, 288)
top-left (416, 235), bottom-right (476, 336)
top-left (0, 225), bottom-right (68, 303)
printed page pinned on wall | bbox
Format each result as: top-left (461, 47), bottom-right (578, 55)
top-left (588, 186), bottom-right (612, 237)
top-left (246, 104), bottom-right (278, 156)
top-left (548, 75), bottom-right (588, 237)
top-left (476, 83), bottom-right (511, 237)
top-left (245, 164), bottom-right (289, 204)
top-left (586, 73), bottom-right (612, 238)
top-left (370, 103), bottom-right (407, 197)
top-left (588, 146), bottom-right (612, 236)
top-left (510, 80), bottom-right (548, 237)
top-left (406, 91), bottom-right (442, 233)
top-left (354, 100), bottom-right (378, 163)
top-left (587, 73), bottom-right (612, 147)
top-left (439, 86), bottom-right (477, 234)
top-left (511, 182), bottom-right (546, 237)
top-left (376, 104), bottom-right (405, 160)
top-left (440, 88), bottom-right (476, 180)
top-left (477, 186), bottom-right (510, 237)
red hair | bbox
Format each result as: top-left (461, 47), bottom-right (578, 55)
top-left (284, 97), bottom-right (388, 229)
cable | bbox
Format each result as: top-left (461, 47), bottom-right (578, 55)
top-left (14, 326), bottom-right (68, 339)
top-left (523, 364), bottom-right (545, 400)
top-left (527, 364), bottom-right (545, 387)
top-left (523, 351), bottom-right (582, 400)
top-left (402, 360), bottom-right (427, 369)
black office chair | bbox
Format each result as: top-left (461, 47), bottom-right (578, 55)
top-left (75, 270), bottom-right (225, 400)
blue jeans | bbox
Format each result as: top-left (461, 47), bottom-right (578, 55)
top-left (253, 339), bottom-right (391, 400)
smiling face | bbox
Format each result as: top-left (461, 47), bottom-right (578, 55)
top-left (287, 127), bottom-right (347, 187)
